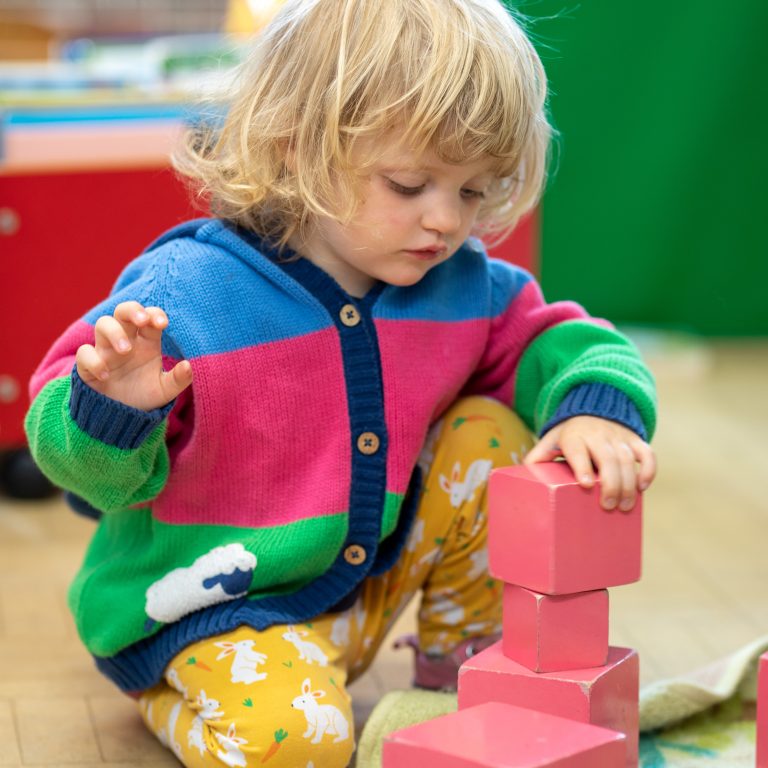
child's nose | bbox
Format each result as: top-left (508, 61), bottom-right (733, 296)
top-left (421, 198), bottom-right (462, 235)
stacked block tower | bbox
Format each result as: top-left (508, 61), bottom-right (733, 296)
top-left (384, 461), bottom-right (643, 767)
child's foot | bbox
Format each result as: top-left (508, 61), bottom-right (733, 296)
top-left (393, 633), bottom-right (500, 691)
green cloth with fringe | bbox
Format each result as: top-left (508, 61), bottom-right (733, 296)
top-left (357, 636), bottom-right (768, 767)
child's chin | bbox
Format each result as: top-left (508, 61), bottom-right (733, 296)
top-left (382, 267), bottom-right (433, 287)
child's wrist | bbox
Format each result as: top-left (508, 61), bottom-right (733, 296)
top-left (70, 365), bottom-right (173, 449)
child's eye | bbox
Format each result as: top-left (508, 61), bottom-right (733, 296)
top-left (461, 188), bottom-right (486, 200)
top-left (386, 179), bottom-right (425, 196)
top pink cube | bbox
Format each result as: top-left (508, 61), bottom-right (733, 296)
top-left (488, 462), bottom-right (642, 594)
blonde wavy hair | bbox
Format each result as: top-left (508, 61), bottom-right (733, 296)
top-left (174, 0), bottom-right (552, 248)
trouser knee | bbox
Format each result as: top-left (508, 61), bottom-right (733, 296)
top-left (440, 396), bottom-right (533, 450)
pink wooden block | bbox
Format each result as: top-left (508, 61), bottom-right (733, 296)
top-left (458, 643), bottom-right (639, 767)
top-left (502, 585), bottom-right (609, 672)
top-left (383, 701), bottom-right (626, 768)
top-left (757, 652), bottom-right (768, 767)
top-left (488, 462), bottom-right (642, 594)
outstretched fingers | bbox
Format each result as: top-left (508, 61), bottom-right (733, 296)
top-left (75, 301), bottom-right (192, 410)
top-left (75, 343), bottom-right (110, 383)
top-left (134, 306), bottom-right (169, 342)
top-left (159, 360), bottom-right (194, 403)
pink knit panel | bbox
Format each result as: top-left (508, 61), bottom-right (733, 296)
top-left (154, 328), bottom-right (351, 528)
top-left (29, 318), bottom-right (94, 399)
top-left (376, 318), bottom-right (489, 495)
top-left (462, 281), bottom-right (591, 408)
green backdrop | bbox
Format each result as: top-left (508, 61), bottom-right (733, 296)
top-left (517, 2), bottom-right (768, 336)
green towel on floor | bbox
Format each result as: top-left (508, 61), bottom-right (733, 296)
top-left (357, 635), bottom-right (768, 768)
top-left (357, 689), bottom-right (458, 768)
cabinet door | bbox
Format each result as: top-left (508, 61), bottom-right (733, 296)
top-left (0, 166), bottom-right (195, 446)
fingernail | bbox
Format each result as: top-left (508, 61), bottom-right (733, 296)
top-left (99, 370), bottom-right (109, 380)
top-left (603, 498), bottom-right (617, 510)
top-left (581, 474), bottom-right (593, 484)
top-left (639, 482), bottom-right (649, 491)
top-left (117, 340), bottom-right (131, 352)
top-left (620, 499), bottom-right (634, 511)
top-left (135, 312), bottom-right (148, 322)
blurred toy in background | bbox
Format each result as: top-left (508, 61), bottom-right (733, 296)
top-left (224, 0), bottom-right (287, 36)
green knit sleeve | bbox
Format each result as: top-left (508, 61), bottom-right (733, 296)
top-left (24, 375), bottom-right (171, 512)
top-left (513, 319), bottom-right (657, 438)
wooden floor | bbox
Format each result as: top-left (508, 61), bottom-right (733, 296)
top-left (1, 334), bottom-right (767, 766)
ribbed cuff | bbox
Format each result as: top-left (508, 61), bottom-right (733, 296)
top-left (541, 382), bottom-right (648, 441)
top-left (69, 366), bottom-right (174, 449)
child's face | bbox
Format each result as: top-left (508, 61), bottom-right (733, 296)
top-left (293, 140), bottom-right (496, 297)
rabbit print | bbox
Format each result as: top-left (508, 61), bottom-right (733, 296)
top-left (215, 639), bottom-right (268, 683)
top-left (438, 458), bottom-right (493, 508)
top-left (330, 614), bottom-right (351, 648)
top-left (214, 722), bottom-right (248, 767)
top-left (291, 678), bottom-right (350, 745)
top-left (187, 689), bottom-right (224, 756)
top-left (282, 625), bottom-right (329, 666)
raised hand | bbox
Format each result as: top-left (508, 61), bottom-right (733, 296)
top-left (74, 301), bottom-right (192, 412)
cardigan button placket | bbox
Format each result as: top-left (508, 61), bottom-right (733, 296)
top-left (339, 304), bottom-right (361, 327)
top-left (357, 431), bottom-right (380, 455)
top-left (344, 544), bottom-right (367, 565)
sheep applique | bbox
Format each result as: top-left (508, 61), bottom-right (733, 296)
top-left (144, 543), bottom-right (257, 626)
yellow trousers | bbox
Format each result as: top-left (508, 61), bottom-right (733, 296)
top-left (139, 396), bottom-right (533, 767)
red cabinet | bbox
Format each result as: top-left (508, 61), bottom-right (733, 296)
top-left (1, 164), bottom-right (195, 447)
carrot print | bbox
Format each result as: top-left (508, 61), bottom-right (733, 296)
top-left (261, 729), bottom-right (288, 763)
top-left (186, 656), bottom-right (212, 671)
top-left (452, 415), bottom-right (501, 432)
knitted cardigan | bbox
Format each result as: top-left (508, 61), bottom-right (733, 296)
top-left (25, 218), bottom-right (656, 694)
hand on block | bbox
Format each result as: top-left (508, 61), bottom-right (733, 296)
top-left (502, 585), bottom-right (609, 672)
top-left (458, 643), bottom-right (639, 768)
top-left (488, 462), bottom-right (642, 594)
top-left (383, 701), bottom-right (626, 768)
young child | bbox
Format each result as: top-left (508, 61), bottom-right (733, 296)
top-left (25, 0), bottom-right (657, 765)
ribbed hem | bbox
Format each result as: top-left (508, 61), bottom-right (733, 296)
top-left (69, 366), bottom-right (174, 449)
top-left (541, 382), bottom-right (648, 441)
top-left (94, 468), bottom-right (421, 694)
top-left (64, 491), bottom-right (102, 520)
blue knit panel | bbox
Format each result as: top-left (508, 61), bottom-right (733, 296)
top-left (540, 382), bottom-right (648, 441)
top-left (79, 219), bottom-right (334, 359)
top-left (374, 242), bottom-right (532, 322)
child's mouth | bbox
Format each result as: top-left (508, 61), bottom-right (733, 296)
top-left (404, 248), bottom-right (445, 261)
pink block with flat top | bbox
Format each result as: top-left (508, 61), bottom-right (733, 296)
top-left (502, 584), bottom-right (609, 672)
top-left (458, 643), bottom-right (639, 767)
top-left (488, 462), bottom-right (642, 594)
top-left (757, 652), bottom-right (768, 767)
top-left (383, 701), bottom-right (626, 768)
